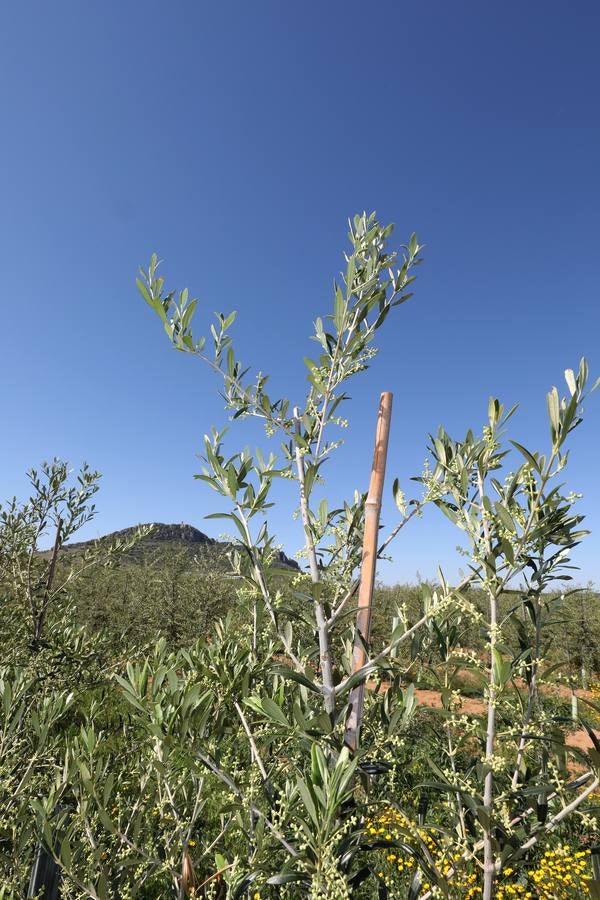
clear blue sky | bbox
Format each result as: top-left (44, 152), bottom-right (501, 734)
top-left (2, 1), bottom-right (599, 585)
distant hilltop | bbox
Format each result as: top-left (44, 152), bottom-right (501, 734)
top-left (65, 522), bottom-right (300, 571)
top-left (66, 522), bottom-right (216, 547)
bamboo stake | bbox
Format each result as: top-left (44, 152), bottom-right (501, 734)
top-left (344, 391), bottom-right (393, 752)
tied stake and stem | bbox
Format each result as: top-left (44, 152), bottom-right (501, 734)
top-left (344, 392), bottom-right (393, 752)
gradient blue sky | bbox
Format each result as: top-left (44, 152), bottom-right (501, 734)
top-left (2, 2), bottom-right (599, 585)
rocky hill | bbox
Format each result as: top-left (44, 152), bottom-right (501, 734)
top-left (64, 522), bottom-right (299, 571)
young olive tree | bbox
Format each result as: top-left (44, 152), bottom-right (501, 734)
top-left (137, 213), bottom-right (427, 720)
top-left (416, 362), bottom-right (599, 900)
top-left (0, 460), bottom-right (148, 651)
top-left (0, 460), bottom-right (102, 649)
top-left (0, 463), bottom-right (153, 896)
top-left (135, 214), bottom-right (447, 891)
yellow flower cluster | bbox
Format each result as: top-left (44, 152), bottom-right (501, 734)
top-left (386, 852), bottom-right (415, 874)
top-left (460, 871), bottom-right (482, 898)
top-left (366, 809), bottom-right (593, 899)
top-left (496, 846), bottom-right (592, 899)
top-left (365, 806), bottom-right (436, 855)
top-left (365, 806), bottom-right (454, 894)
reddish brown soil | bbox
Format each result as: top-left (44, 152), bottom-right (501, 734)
top-left (414, 689), bottom-right (486, 716)
top-left (367, 679), bottom-right (600, 754)
top-left (565, 729), bottom-right (600, 752)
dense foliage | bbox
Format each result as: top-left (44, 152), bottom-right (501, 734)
top-left (1, 213), bottom-right (599, 899)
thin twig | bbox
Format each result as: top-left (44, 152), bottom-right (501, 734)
top-left (196, 749), bottom-right (298, 857)
top-left (33, 516), bottom-right (62, 643)
top-left (234, 700), bottom-right (268, 781)
top-left (477, 468), bottom-right (496, 900)
top-left (518, 776), bottom-right (599, 853)
top-left (294, 408), bottom-right (335, 718)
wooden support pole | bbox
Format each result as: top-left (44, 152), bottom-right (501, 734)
top-left (344, 391), bottom-right (393, 752)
